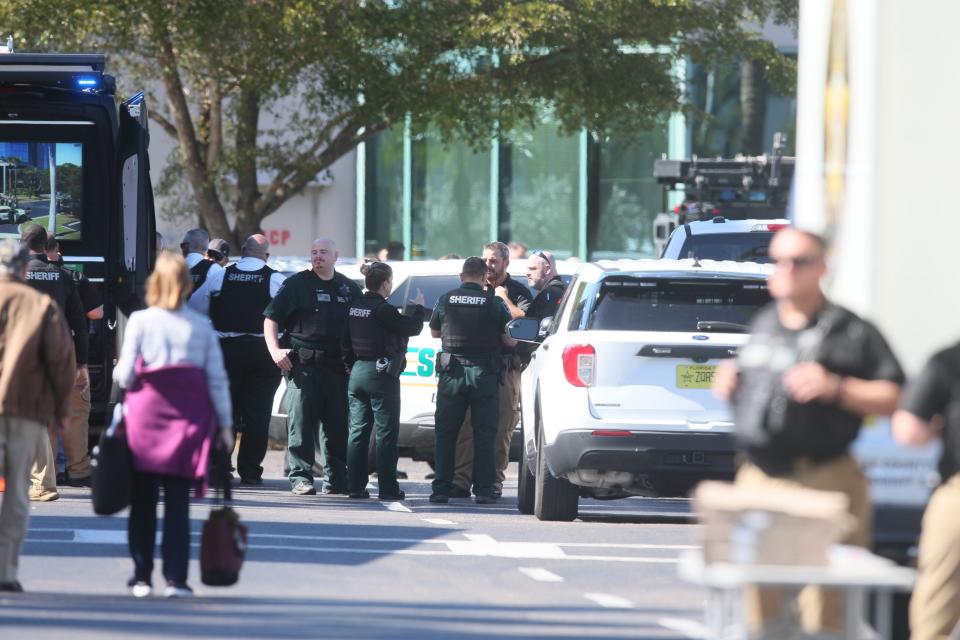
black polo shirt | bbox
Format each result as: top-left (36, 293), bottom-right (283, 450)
top-left (527, 276), bottom-right (566, 322)
top-left (491, 273), bottom-right (531, 356)
top-left (901, 343), bottom-right (960, 481)
top-left (734, 301), bottom-right (905, 474)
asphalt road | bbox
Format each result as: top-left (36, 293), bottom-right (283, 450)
top-left (2, 451), bottom-right (708, 640)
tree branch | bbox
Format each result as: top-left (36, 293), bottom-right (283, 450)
top-left (206, 79), bottom-right (223, 173)
top-left (254, 120), bottom-right (390, 221)
top-left (147, 10), bottom-right (232, 238)
top-left (148, 110), bottom-right (178, 139)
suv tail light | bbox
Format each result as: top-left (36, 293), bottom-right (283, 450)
top-left (562, 344), bottom-right (595, 387)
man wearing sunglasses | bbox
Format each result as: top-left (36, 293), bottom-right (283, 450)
top-left (713, 227), bottom-right (905, 636)
top-left (525, 249), bottom-right (566, 325)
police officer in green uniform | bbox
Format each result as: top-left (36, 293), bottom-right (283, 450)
top-left (429, 257), bottom-right (515, 504)
top-left (263, 238), bottom-right (363, 496)
top-left (341, 262), bottom-right (425, 500)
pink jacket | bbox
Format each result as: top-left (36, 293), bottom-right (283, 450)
top-left (124, 362), bottom-right (217, 497)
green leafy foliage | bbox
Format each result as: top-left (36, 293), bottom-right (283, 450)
top-left (1, 0), bottom-right (797, 244)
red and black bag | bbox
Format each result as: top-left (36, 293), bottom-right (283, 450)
top-left (200, 447), bottom-right (248, 586)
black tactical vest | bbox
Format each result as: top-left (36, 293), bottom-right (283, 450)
top-left (347, 294), bottom-right (393, 359)
top-left (440, 287), bottom-right (501, 354)
top-left (210, 264), bottom-right (276, 334)
top-left (288, 273), bottom-right (356, 344)
top-left (25, 256), bottom-right (67, 310)
top-left (190, 259), bottom-right (214, 292)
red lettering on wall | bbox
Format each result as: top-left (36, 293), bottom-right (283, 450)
top-left (265, 229), bottom-right (291, 246)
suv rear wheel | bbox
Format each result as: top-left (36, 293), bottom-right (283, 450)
top-left (533, 418), bottom-right (578, 522)
top-left (516, 408), bottom-right (535, 514)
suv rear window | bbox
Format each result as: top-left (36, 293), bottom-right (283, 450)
top-left (587, 277), bottom-right (770, 332)
top-left (679, 232), bottom-right (773, 262)
top-left (388, 274), bottom-right (461, 319)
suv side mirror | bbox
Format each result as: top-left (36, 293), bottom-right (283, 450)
top-left (507, 317), bottom-right (540, 342)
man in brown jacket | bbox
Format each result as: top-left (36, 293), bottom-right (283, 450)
top-left (0, 240), bottom-right (76, 592)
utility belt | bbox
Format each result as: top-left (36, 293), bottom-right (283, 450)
top-left (503, 352), bottom-right (524, 372)
top-left (290, 347), bottom-right (343, 372)
top-left (355, 355), bottom-right (405, 377)
top-left (219, 334), bottom-right (264, 342)
top-left (435, 351), bottom-right (503, 380)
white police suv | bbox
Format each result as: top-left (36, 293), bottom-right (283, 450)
top-left (660, 218), bottom-right (789, 262)
top-left (509, 259), bottom-right (773, 521)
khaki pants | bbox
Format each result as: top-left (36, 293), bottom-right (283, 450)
top-left (30, 425), bottom-right (57, 492)
top-left (453, 368), bottom-right (520, 493)
top-left (910, 474), bottom-right (960, 640)
top-left (735, 454), bottom-right (872, 635)
top-left (63, 386), bottom-right (91, 480)
top-left (0, 416), bottom-right (45, 582)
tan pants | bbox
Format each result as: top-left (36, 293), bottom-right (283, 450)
top-left (63, 386), bottom-right (91, 479)
top-left (30, 426), bottom-right (57, 492)
top-left (910, 474), bottom-right (960, 640)
top-left (0, 416), bottom-right (45, 582)
top-left (735, 454), bottom-right (872, 635)
top-left (453, 368), bottom-right (520, 492)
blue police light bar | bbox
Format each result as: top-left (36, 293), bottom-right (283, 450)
top-left (76, 76), bottom-right (98, 87)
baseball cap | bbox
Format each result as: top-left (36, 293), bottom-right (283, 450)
top-left (207, 238), bottom-right (230, 259)
top-left (19, 223), bottom-right (48, 251)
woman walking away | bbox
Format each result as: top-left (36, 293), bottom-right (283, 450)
top-left (342, 261), bottom-right (424, 500)
top-left (113, 252), bottom-right (233, 598)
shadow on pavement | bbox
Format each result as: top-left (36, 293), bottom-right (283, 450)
top-left (23, 515), bottom-right (456, 567)
top-left (0, 593), bottom-right (697, 639)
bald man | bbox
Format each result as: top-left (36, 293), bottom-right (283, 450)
top-left (264, 238), bottom-right (363, 495)
top-left (713, 228), bottom-right (904, 635)
top-left (207, 234), bottom-right (286, 484)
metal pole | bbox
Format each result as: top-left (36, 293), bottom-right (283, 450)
top-left (47, 145), bottom-right (57, 231)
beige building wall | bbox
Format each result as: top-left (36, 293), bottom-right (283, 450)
top-left (148, 120), bottom-right (356, 258)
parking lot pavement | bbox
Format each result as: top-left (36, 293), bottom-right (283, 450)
top-left (8, 450), bottom-right (708, 640)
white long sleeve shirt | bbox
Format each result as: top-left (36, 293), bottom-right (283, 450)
top-left (113, 306), bottom-right (232, 427)
top-left (184, 253), bottom-right (225, 316)
top-left (202, 256), bottom-right (286, 338)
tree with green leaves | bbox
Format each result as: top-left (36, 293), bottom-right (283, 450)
top-left (2, 0), bottom-right (797, 247)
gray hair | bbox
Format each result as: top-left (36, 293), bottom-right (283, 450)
top-left (483, 241), bottom-right (509, 260)
top-left (0, 239), bottom-right (29, 278)
top-left (181, 228), bottom-right (209, 254)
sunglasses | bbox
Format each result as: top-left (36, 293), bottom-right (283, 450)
top-left (530, 249), bottom-right (549, 262)
top-left (208, 251), bottom-right (224, 261)
top-left (771, 255), bottom-right (820, 269)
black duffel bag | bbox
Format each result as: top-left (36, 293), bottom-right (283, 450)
top-left (90, 403), bottom-right (132, 515)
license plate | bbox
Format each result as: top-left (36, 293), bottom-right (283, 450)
top-left (676, 364), bottom-right (717, 389)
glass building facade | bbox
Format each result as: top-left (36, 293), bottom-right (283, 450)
top-left (357, 58), bottom-right (796, 261)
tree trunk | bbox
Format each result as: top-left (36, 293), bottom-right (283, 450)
top-left (233, 85), bottom-right (261, 245)
top-left (148, 14), bottom-right (232, 240)
top-left (740, 59), bottom-right (767, 155)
